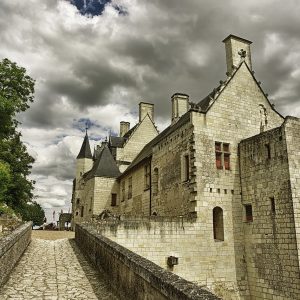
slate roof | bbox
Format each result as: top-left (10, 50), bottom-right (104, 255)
top-left (120, 112), bottom-right (191, 178)
top-left (197, 91), bottom-right (216, 112)
top-left (77, 133), bottom-right (93, 159)
top-left (109, 136), bottom-right (125, 148)
top-left (123, 124), bottom-right (138, 139)
top-left (109, 124), bottom-right (138, 149)
top-left (84, 144), bottom-right (121, 180)
top-left (93, 144), bottom-right (104, 161)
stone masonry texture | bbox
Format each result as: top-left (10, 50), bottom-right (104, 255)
top-left (76, 223), bottom-right (221, 300)
top-left (0, 233), bottom-right (119, 300)
top-left (72, 36), bottom-right (300, 300)
top-left (0, 222), bottom-right (32, 287)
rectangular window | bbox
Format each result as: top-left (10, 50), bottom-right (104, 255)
top-left (111, 193), bottom-right (117, 207)
top-left (80, 206), bottom-right (84, 218)
top-left (216, 152), bottom-right (222, 169)
top-left (245, 204), bottom-right (253, 222)
top-left (270, 197), bottom-right (276, 215)
top-left (215, 142), bottom-right (222, 151)
top-left (144, 164), bottom-right (151, 190)
top-left (215, 142), bottom-right (230, 170)
top-left (224, 154), bottom-right (230, 170)
top-left (121, 181), bottom-right (125, 202)
top-left (265, 144), bottom-right (271, 159)
top-left (184, 155), bottom-right (189, 181)
top-left (223, 143), bottom-right (230, 152)
top-left (128, 177), bottom-right (132, 199)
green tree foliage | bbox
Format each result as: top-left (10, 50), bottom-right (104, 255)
top-left (17, 201), bottom-right (45, 226)
top-left (0, 160), bottom-right (12, 203)
top-left (0, 58), bottom-right (44, 221)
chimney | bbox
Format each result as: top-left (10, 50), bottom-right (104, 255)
top-left (120, 121), bottom-right (130, 137)
top-left (223, 34), bottom-right (252, 74)
top-left (171, 93), bottom-right (189, 122)
top-left (139, 102), bottom-right (154, 122)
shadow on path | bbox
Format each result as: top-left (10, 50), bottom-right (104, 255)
top-left (68, 239), bottom-right (120, 300)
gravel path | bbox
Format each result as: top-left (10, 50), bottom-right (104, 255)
top-left (0, 233), bottom-right (119, 299)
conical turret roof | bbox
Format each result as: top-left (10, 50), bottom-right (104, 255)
top-left (84, 144), bottom-right (121, 180)
top-left (77, 133), bottom-right (93, 159)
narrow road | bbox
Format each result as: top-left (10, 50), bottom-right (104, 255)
top-left (0, 232), bottom-right (119, 300)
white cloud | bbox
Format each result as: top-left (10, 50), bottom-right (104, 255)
top-left (1, 0), bottom-right (300, 214)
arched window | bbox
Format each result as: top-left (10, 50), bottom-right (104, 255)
top-left (213, 207), bottom-right (224, 241)
top-left (153, 168), bottom-right (159, 195)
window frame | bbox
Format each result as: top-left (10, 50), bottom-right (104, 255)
top-left (111, 193), bottom-right (117, 207)
top-left (215, 142), bottom-right (231, 170)
top-left (121, 181), bottom-right (125, 202)
top-left (244, 204), bottom-right (253, 222)
top-left (152, 167), bottom-right (159, 195)
top-left (128, 177), bottom-right (132, 199)
top-left (213, 206), bottom-right (224, 241)
top-left (144, 164), bottom-right (151, 190)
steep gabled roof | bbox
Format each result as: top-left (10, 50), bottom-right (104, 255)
top-left (194, 61), bottom-right (284, 118)
top-left (109, 114), bottom-right (158, 150)
top-left (119, 112), bottom-right (190, 178)
top-left (84, 144), bottom-right (121, 180)
top-left (77, 133), bottom-right (93, 159)
top-left (123, 124), bottom-right (138, 139)
top-left (108, 125), bottom-right (138, 149)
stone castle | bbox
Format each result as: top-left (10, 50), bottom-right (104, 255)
top-left (71, 35), bottom-right (300, 299)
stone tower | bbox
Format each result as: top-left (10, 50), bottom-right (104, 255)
top-left (75, 132), bottom-right (93, 184)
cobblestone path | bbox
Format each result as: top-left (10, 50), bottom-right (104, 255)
top-left (0, 237), bottom-right (119, 300)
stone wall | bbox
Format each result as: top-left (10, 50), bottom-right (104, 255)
top-left (239, 124), bottom-right (300, 299)
top-left (86, 217), bottom-right (242, 299)
top-left (191, 62), bottom-right (284, 298)
top-left (0, 222), bottom-right (32, 286)
top-left (75, 223), bottom-right (220, 300)
top-left (151, 117), bottom-right (196, 216)
top-left (284, 117), bottom-right (300, 271)
top-left (119, 161), bottom-right (151, 215)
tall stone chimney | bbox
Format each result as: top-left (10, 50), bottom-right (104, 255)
top-left (139, 102), bottom-right (154, 122)
top-left (223, 34), bottom-right (252, 74)
top-left (120, 121), bottom-right (130, 137)
top-left (171, 93), bottom-right (189, 122)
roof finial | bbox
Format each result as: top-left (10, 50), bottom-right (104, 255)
top-left (85, 121), bottom-right (89, 135)
top-left (238, 49), bottom-right (247, 59)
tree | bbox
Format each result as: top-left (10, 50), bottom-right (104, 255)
top-left (18, 201), bottom-right (45, 226)
top-left (0, 160), bottom-right (11, 203)
top-left (0, 58), bottom-right (43, 220)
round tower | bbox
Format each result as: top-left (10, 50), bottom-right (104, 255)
top-left (75, 131), bottom-right (93, 184)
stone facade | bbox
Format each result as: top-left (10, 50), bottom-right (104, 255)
top-left (76, 223), bottom-right (221, 300)
top-left (239, 118), bottom-right (300, 299)
top-left (71, 35), bottom-right (300, 299)
top-left (0, 222), bottom-right (32, 287)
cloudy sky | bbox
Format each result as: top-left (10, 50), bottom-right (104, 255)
top-left (1, 0), bottom-right (299, 222)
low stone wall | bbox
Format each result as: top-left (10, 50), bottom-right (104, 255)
top-left (75, 223), bottom-right (220, 300)
top-left (0, 222), bottom-right (32, 286)
top-left (81, 217), bottom-right (239, 299)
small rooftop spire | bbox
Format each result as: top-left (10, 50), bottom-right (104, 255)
top-left (77, 131), bottom-right (93, 159)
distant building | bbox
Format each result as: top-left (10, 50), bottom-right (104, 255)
top-left (71, 35), bottom-right (300, 300)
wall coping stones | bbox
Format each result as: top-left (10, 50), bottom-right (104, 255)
top-left (0, 222), bottom-right (32, 287)
top-left (76, 224), bottom-right (220, 300)
top-left (0, 222), bottom-right (32, 257)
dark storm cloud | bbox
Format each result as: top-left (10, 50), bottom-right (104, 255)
top-left (3, 0), bottom-right (300, 125)
top-left (1, 0), bottom-right (300, 211)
